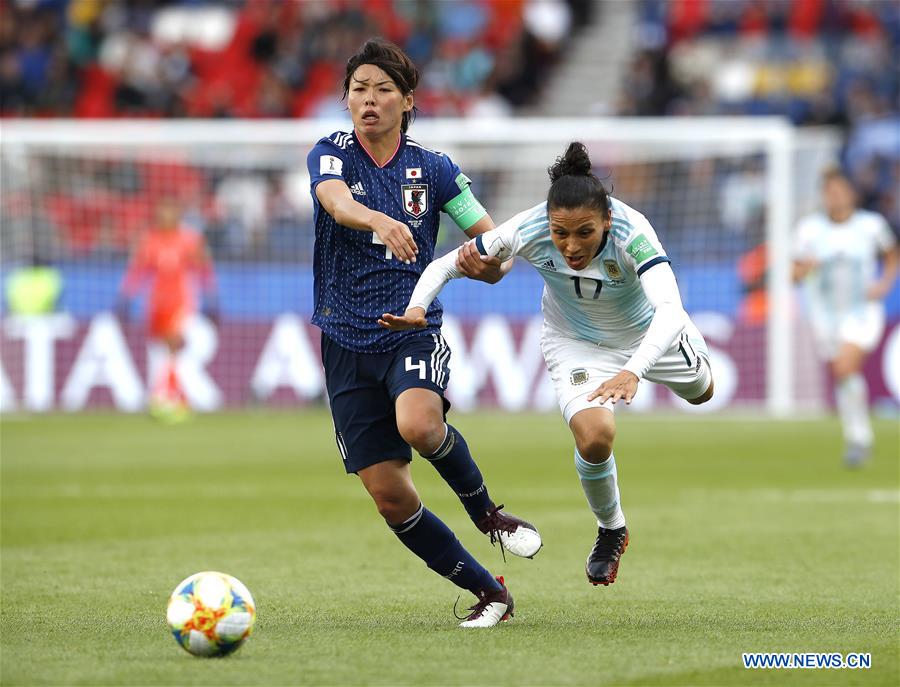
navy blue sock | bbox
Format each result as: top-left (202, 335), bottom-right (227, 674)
top-left (388, 503), bottom-right (500, 595)
top-left (422, 424), bottom-right (493, 522)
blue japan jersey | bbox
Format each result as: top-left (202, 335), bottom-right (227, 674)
top-left (308, 130), bottom-right (467, 352)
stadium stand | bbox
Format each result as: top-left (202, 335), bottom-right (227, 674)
top-left (0, 0), bottom-right (582, 119)
top-left (619, 0), bottom-right (899, 233)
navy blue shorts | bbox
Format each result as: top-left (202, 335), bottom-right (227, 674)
top-left (321, 332), bottom-right (452, 474)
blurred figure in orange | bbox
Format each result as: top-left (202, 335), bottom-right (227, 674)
top-left (737, 242), bottom-right (768, 327)
top-left (117, 198), bottom-right (218, 421)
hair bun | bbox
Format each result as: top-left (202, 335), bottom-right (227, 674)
top-left (548, 142), bottom-right (592, 183)
top-left (546, 142), bottom-right (610, 215)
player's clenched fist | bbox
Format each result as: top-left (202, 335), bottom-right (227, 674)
top-left (372, 214), bottom-right (418, 263)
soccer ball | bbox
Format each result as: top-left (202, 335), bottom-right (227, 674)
top-left (166, 571), bottom-right (256, 657)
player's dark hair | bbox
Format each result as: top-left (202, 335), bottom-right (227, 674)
top-left (547, 142), bottom-right (610, 216)
top-left (343, 38), bottom-right (418, 132)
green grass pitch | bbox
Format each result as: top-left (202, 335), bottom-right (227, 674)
top-left (1, 410), bottom-right (898, 686)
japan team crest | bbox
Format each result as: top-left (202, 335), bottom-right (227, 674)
top-left (402, 183), bottom-right (428, 218)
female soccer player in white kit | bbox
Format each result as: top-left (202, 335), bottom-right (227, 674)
top-left (792, 167), bottom-right (898, 467)
top-left (379, 142), bottom-right (715, 586)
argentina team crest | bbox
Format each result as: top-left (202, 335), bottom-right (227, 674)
top-left (402, 183), bottom-right (428, 218)
top-left (603, 259), bottom-right (626, 284)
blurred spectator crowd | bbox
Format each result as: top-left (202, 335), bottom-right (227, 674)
top-left (620, 0), bottom-right (900, 233)
top-left (2, 0), bottom-right (895, 271)
top-left (0, 0), bottom-right (583, 119)
top-left (0, 0), bottom-right (586, 264)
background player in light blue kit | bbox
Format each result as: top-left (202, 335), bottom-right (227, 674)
top-left (792, 167), bottom-right (898, 467)
top-left (381, 142), bottom-right (715, 586)
top-left (307, 39), bottom-right (541, 628)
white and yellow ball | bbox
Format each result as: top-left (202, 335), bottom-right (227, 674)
top-left (166, 571), bottom-right (256, 657)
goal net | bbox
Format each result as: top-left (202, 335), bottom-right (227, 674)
top-left (1, 118), bottom-right (856, 415)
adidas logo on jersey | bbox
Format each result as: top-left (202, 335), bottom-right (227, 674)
top-left (350, 181), bottom-right (366, 196)
top-left (539, 259), bottom-right (557, 271)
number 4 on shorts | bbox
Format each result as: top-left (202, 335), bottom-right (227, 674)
top-left (405, 356), bottom-right (426, 380)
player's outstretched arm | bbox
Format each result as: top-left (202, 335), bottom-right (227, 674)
top-left (378, 244), bottom-right (467, 330)
top-left (409, 225), bottom-right (516, 310)
top-left (316, 178), bottom-right (418, 263)
top-left (409, 246), bottom-right (464, 305)
top-left (378, 224), bottom-right (517, 329)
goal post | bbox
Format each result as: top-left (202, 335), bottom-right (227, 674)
top-left (1, 118), bottom-right (851, 415)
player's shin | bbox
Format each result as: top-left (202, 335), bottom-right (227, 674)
top-left (421, 424), bottom-right (493, 521)
top-left (834, 374), bottom-right (874, 454)
top-left (574, 449), bottom-right (626, 530)
top-left (387, 503), bottom-right (501, 595)
top-left (150, 352), bottom-right (188, 419)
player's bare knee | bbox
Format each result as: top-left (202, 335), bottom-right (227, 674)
top-left (831, 359), bottom-right (855, 381)
top-left (397, 416), bottom-right (445, 455)
top-left (576, 426), bottom-right (616, 463)
top-left (377, 500), bottom-right (415, 525)
top-left (369, 487), bottom-right (419, 525)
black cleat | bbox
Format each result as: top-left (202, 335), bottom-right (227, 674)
top-left (586, 526), bottom-right (629, 586)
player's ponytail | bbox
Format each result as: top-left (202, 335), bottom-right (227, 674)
top-left (344, 38), bottom-right (419, 132)
top-left (547, 142), bottom-right (611, 216)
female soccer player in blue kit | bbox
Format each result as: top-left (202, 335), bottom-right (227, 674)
top-left (307, 39), bottom-right (541, 628)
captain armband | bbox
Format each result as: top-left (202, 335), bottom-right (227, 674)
top-left (443, 174), bottom-right (487, 231)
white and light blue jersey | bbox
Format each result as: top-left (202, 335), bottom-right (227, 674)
top-left (793, 209), bottom-right (896, 328)
top-left (478, 197), bottom-right (671, 348)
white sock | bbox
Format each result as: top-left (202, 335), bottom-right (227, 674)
top-left (574, 450), bottom-right (626, 530)
top-left (835, 374), bottom-right (873, 448)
